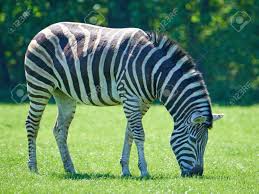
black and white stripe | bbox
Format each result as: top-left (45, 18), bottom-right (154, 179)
top-left (25, 22), bottom-right (223, 177)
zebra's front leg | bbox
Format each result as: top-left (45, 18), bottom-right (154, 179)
top-left (135, 139), bottom-right (149, 178)
top-left (53, 91), bottom-right (76, 174)
top-left (120, 124), bottom-right (133, 177)
top-left (122, 101), bottom-right (149, 177)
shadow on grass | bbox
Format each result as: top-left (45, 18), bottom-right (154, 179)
top-left (53, 172), bottom-right (230, 181)
top-left (200, 175), bottom-right (231, 180)
top-left (64, 172), bottom-right (120, 180)
top-left (53, 172), bottom-right (180, 180)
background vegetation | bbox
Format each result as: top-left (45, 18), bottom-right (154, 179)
top-left (0, 0), bottom-right (258, 104)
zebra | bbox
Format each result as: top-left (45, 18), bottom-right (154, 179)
top-left (25, 22), bottom-right (224, 177)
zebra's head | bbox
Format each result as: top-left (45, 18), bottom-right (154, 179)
top-left (150, 32), bottom-right (224, 176)
top-left (171, 111), bottom-right (224, 177)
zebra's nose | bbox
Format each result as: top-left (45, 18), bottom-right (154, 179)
top-left (181, 165), bottom-right (203, 177)
top-left (191, 165), bottom-right (203, 176)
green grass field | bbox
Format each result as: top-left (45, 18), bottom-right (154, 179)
top-left (0, 104), bottom-right (258, 193)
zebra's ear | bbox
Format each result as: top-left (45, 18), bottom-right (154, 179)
top-left (212, 113), bottom-right (224, 121)
top-left (191, 113), bottom-right (207, 124)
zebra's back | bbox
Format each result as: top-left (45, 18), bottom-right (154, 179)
top-left (25, 22), bottom-right (147, 106)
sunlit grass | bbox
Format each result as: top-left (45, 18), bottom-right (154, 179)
top-left (0, 104), bottom-right (258, 193)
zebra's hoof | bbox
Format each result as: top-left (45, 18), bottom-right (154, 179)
top-left (28, 165), bottom-right (38, 173)
top-left (140, 172), bottom-right (150, 179)
top-left (65, 168), bottom-right (76, 175)
top-left (121, 172), bottom-right (132, 178)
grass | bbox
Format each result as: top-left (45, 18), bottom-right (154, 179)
top-left (0, 104), bottom-right (258, 193)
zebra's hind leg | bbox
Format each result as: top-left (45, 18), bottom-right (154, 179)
top-left (53, 90), bottom-right (76, 174)
top-left (26, 91), bottom-right (52, 173)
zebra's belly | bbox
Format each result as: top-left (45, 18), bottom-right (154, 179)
top-left (58, 79), bottom-right (122, 106)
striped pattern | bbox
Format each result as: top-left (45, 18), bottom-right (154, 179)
top-left (25, 22), bottom-right (213, 177)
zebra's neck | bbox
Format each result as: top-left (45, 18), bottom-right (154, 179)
top-left (160, 69), bottom-right (212, 125)
top-left (148, 32), bottom-right (212, 124)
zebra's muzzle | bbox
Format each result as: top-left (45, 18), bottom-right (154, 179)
top-left (181, 165), bottom-right (203, 177)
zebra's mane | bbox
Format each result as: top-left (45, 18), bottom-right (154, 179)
top-left (146, 31), bottom-right (213, 124)
top-left (145, 31), bottom-right (196, 69)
